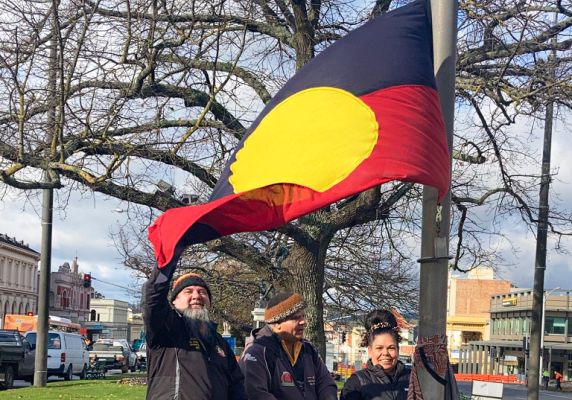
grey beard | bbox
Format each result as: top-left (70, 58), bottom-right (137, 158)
top-left (182, 307), bottom-right (210, 322)
top-left (182, 308), bottom-right (212, 340)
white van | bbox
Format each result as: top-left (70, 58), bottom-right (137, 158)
top-left (25, 331), bottom-right (89, 380)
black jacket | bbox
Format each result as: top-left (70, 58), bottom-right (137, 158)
top-left (143, 267), bottom-right (246, 400)
top-left (340, 360), bottom-right (411, 400)
top-left (239, 325), bottom-right (337, 400)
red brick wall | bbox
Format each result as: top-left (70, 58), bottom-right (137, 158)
top-left (455, 280), bottom-right (511, 316)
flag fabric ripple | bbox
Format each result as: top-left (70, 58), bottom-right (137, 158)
top-left (149, 0), bottom-right (450, 269)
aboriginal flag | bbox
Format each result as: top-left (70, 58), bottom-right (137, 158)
top-left (149, 0), bottom-right (450, 269)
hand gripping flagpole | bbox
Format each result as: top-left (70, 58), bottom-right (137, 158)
top-left (414, 0), bottom-right (457, 399)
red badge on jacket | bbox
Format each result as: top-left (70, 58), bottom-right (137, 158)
top-left (280, 371), bottom-right (295, 387)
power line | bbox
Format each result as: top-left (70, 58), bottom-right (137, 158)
top-left (91, 276), bottom-right (140, 294)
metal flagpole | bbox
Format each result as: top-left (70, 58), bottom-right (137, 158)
top-left (417, 0), bottom-right (457, 398)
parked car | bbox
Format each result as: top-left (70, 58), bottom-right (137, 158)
top-left (135, 342), bottom-right (146, 371)
top-left (24, 331), bottom-right (89, 380)
top-left (0, 330), bottom-right (35, 389)
top-left (89, 342), bottom-right (126, 373)
top-left (95, 339), bottom-right (137, 372)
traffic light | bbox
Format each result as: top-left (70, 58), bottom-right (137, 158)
top-left (83, 273), bottom-right (92, 288)
top-left (341, 332), bottom-right (346, 343)
top-left (26, 311), bottom-right (33, 316)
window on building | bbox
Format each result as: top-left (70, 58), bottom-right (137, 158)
top-left (568, 318), bottom-right (572, 336)
top-left (523, 318), bottom-right (529, 334)
top-left (90, 309), bottom-right (96, 321)
top-left (61, 290), bottom-right (70, 309)
top-left (545, 317), bottom-right (566, 334)
top-left (513, 318), bottom-right (521, 335)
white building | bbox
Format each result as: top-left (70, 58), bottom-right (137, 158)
top-left (85, 298), bottom-right (129, 340)
top-left (128, 309), bottom-right (144, 344)
top-left (0, 234), bottom-right (40, 327)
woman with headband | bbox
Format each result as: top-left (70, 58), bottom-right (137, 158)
top-left (340, 309), bottom-right (411, 400)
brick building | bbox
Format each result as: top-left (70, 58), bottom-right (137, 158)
top-left (447, 267), bottom-right (512, 369)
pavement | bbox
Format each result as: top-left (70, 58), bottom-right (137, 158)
top-left (458, 381), bottom-right (572, 399)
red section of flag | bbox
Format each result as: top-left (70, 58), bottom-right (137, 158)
top-left (149, 85), bottom-right (448, 268)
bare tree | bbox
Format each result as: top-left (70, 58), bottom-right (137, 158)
top-left (1, 0), bottom-right (572, 354)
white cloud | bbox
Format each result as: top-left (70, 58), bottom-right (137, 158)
top-left (0, 188), bottom-right (139, 301)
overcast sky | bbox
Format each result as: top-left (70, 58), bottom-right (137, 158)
top-left (1, 113), bottom-right (572, 305)
top-left (0, 190), bottom-right (141, 302)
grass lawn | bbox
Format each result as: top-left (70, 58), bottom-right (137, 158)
top-left (0, 376), bottom-right (147, 399)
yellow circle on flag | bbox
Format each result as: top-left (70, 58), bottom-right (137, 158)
top-left (229, 87), bottom-right (379, 194)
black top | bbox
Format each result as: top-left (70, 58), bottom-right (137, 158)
top-left (341, 359), bottom-right (411, 400)
top-left (143, 266), bottom-right (246, 400)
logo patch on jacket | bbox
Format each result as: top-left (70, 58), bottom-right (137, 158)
top-left (216, 345), bottom-right (226, 357)
top-left (243, 353), bottom-right (257, 362)
top-left (188, 338), bottom-right (202, 351)
top-left (280, 371), bottom-right (295, 387)
top-left (307, 375), bottom-right (316, 386)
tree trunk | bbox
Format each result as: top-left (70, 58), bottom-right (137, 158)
top-left (291, 0), bottom-right (315, 70)
top-left (282, 239), bottom-right (328, 358)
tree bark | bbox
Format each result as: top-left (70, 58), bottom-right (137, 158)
top-left (282, 238), bottom-right (329, 357)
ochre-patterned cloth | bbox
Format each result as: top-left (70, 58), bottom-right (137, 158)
top-left (407, 334), bottom-right (457, 400)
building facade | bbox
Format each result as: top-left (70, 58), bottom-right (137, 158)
top-left (49, 258), bottom-right (92, 324)
top-left (447, 267), bottom-right (512, 369)
top-left (459, 289), bottom-right (572, 379)
top-left (128, 310), bottom-right (144, 344)
top-left (84, 298), bottom-right (129, 341)
top-left (0, 234), bottom-right (40, 327)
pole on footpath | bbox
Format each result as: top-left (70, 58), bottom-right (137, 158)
top-left (417, 0), bottom-right (456, 398)
top-left (527, 39), bottom-right (556, 399)
top-left (34, 175), bottom-right (53, 387)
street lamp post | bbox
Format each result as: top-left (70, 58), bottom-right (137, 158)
top-left (539, 287), bottom-right (560, 382)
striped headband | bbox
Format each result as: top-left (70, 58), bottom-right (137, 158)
top-left (264, 293), bottom-right (306, 323)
